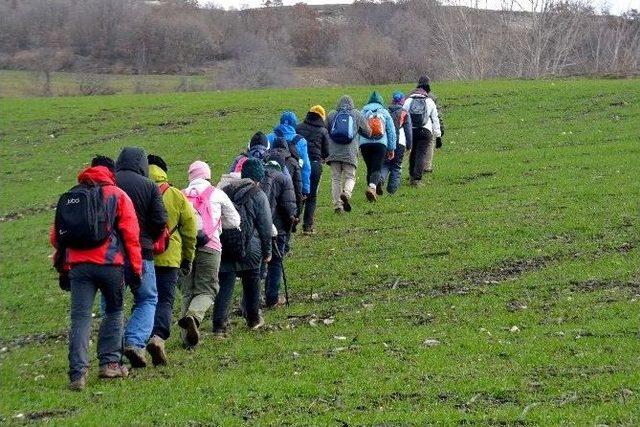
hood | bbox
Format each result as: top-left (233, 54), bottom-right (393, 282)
top-left (116, 147), bottom-right (148, 177)
top-left (280, 111), bottom-right (298, 127)
top-left (337, 95), bottom-right (354, 110)
top-left (304, 112), bottom-right (325, 127)
top-left (247, 144), bottom-right (268, 160)
top-left (368, 91), bottom-right (385, 106)
top-left (149, 164), bottom-right (168, 184)
top-left (78, 166), bottom-right (116, 186)
top-left (227, 178), bottom-right (258, 200)
top-left (272, 136), bottom-right (291, 152)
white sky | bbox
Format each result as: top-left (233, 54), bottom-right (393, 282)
top-left (206, 0), bottom-right (640, 15)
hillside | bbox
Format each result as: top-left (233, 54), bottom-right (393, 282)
top-left (1, 78), bottom-right (639, 424)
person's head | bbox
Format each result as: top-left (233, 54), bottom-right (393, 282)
top-left (188, 160), bottom-right (211, 182)
top-left (368, 91), bottom-right (384, 106)
top-left (279, 111), bottom-right (298, 127)
top-left (116, 147), bottom-right (148, 177)
top-left (337, 95), bottom-right (354, 110)
top-left (147, 154), bottom-right (168, 172)
top-left (91, 155), bottom-right (115, 172)
top-left (265, 160), bottom-right (283, 172)
top-left (241, 158), bottom-right (265, 183)
top-left (418, 75), bottom-right (431, 92)
top-left (309, 105), bottom-right (326, 121)
top-left (392, 91), bottom-right (405, 105)
top-left (249, 131), bottom-right (268, 148)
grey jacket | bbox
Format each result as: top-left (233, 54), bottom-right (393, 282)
top-left (326, 95), bottom-right (371, 167)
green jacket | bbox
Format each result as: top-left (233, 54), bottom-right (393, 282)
top-left (149, 165), bottom-right (197, 267)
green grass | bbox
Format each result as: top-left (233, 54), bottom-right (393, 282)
top-left (1, 78), bottom-right (639, 425)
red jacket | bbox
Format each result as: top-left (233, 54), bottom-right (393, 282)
top-left (50, 166), bottom-right (143, 276)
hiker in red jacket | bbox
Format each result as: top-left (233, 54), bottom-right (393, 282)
top-left (51, 160), bottom-right (142, 391)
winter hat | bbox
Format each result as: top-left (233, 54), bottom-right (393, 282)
top-left (418, 75), bottom-right (431, 90)
top-left (309, 105), bottom-right (326, 120)
top-left (368, 91), bottom-right (385, 106)
top-left (91, 155), bottom-right (115, 172)
top-left (249, 131), bottom-right (268, 148)
top-left (265, 160), bottom-right (282, 172)
top-left (392, 91), bottom-right (405, 104)
top-left (188, 160), bottom-right (211, 181)
top-left (147, 154), bottom-right (168, 172)
top-left (241, 158), bottom-right (265, 183)
top-left (280, 111), bottom-right (298, 126)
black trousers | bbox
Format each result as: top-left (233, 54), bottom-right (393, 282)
top-left (360, 143), bottom-right (387, 187)
top-left (409, 128), bottom-right (433, 180)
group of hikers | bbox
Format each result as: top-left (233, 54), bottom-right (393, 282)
top-left (51, 76), bottom-right (443, 390)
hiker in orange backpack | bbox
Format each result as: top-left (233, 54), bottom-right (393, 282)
top-left (146, 155), bottom-right (197, 365)
top-left (359, 91), bottom-right (397, 202)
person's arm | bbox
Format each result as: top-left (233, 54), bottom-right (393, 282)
top-left (278, 175), bottom-right (298, 225)
top-left (321, 128), bottom-right (330, 160)
top-left (218, 190), bottom-right (241, 229)
top-left (291, 162), bottom-right (303, 212)
top-left (147, 183), bottom-right (169, 240)
top-left (298, 138), bottom-right (311, 194)
top-left (403, 112), bottom-right (413, 151)
top-left (385, 111), bottom-right (397, 151)
top-left (429, 99), bottom-right (442, 138)
top-left (117, 191), bottom-right (143, 276)
top-left (178, 193), bottom-right (197, 263)
top-left (254, 191), bottom-right (273, 260)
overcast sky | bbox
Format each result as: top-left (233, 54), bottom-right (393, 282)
top-left (207, 0), bottom-right (640, 15)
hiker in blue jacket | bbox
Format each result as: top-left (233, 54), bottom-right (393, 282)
top-left (359, 91), bottom-right (396, 202)
top-left (266, 112), bottom-right (311, 199)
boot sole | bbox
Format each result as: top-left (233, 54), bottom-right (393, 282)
top-left (340, 194), bottom-right (351, 212)
top-left (179, 316), bottom-right (199, 347)
top-left (123, 347), bottom-right (147, 369)
top-left (365, 189), bottom-right (377, 202)
top-left (146, 341), bottom-right (167, 366)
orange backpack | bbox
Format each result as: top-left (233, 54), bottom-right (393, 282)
top-left (366, 109), bottom-right (386, 140)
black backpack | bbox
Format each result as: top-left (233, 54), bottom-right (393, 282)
top-left (220, 185), bottom-right (260, 262)
top-left (54, 184), bottom-right (111, 249)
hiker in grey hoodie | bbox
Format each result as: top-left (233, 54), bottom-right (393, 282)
top-left (326, 95), bottom-right (370, 213)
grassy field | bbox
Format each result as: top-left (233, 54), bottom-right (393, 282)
top-left (0, 78), bottom-right (639, 425)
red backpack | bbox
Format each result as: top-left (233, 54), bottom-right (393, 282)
top-left (153, 183), bottom-right (178, 255)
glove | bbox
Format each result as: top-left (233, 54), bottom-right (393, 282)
top-left (301, 194), bottom-right (308, 203)
top-left (59, 272), bottom-right (71, 292)
top-left (129, 273), bottom-right (142, 294)
top-left (180, 260), bottom-right (192, 277)
top-left (435, 137), bottom-right (442, 149)
top-left (386, 150), bottom-right (395, 160)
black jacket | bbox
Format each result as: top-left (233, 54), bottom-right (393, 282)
top-left (266, 138), bottom-right (303, 212)
top-left (261, 167), bottom-right (297, 235)
top-left (115, 147), bottom-right (168, 259)
top-left (219, 179), bottom-right (272, 272)
top-left (296, 112), bottom-right (330, 161)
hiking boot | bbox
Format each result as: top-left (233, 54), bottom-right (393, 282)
top-left (365, 187), bottom-right (377, 202)
top-left (340, 194), bottom-right (352, 212)
top-left (68, 370), bottom-right (88, 391)
top-left (410, 179), bottom-right (424, 187)
top-left (123, 346), bottom-right (147, 368)
top-left (265, 295), bottom-right (287, 310)
top-left (146, 335), bottom-right (167, 366)
top-left (99, 362), bottom-right (129, 379)
top-left (334, 207), bottom-right (344, 214)
top-left (178, 315), bottom-right (199, 347)
top-left (302, 226), bottom-right (315, 235)
top-left (249, 316), bottom-right (265, 330)
top-left (376, 182), bottom-right (384, 196)
top-left (424, 168), bottom-right (433, 173)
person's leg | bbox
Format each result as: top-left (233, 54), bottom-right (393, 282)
top-left (303, 161), bottom-right (322, 231)
top-left (178, 261), bottom-right (195, 343)
top-left (360, 144), bottom-right (374, 186)
top-left (330, 162), bottom-right (343, 210)
top-left (343, 164), bottom-right (356, 199)
top-left (265, 234), bottom-right (287, 307)
top-left (368, 144), bottom-right (386, 189)
top-left (96, 265), bottom-right (125, 368)
top-left (424, 132), bottom-right (435, 173)
top-left (68, 264), bottom-right (99, 383)
top-left (387, 145), bottom-right (405, 194)
top-left (241, 269), bottom-right (262, 327)
top-left (152, 267), bottom-right (179, 340)
top-left (184, 251), bottom-right (220, 325)
top-left (410, 133), bottom-right (428, 182)
top-left (124, 259), bottom-right (158, 349)
top-left (213, 270), bottom-right (236, 333)
top-left (380, 159), bottom-right (391, 186)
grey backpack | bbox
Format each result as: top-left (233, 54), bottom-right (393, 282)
top-left (409, 97), bottom-right (427, 128)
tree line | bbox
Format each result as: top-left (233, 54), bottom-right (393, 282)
top-left (1, 0), bottom-right (638, 91)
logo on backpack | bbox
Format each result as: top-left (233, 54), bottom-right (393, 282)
top-left (366, 109), bottom-right (386, 140)
top-left (409, 97), bottom-right (428, 128)
top-left (330, 110), bottom-right (355, 145)
top-left (55, 185), bottom-right (112, 249)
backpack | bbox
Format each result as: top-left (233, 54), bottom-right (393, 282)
top-left (153, 183), bottom-right (179, 254)
top-left (409, 97), bottom-right (428, 128)
top-left (329, 109), bottom-right (355, 144)
top-left (220, 185), bottom-right (260, 262)
top-left (274, 128), bottom-right (302, 162)
top-left (54, 184), bottom-right (111, 249)
top-left (391, 108), bottom-right (408, 131)
top-left (183, 186), bottom-right (217, 248)
top-left (366, 109), bottom-right (386, 140)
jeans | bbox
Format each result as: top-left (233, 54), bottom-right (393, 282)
top-left (409, 128), bottom-right (433, 180)
top-left (360, 143), bottom-right (387, 187)
top-left (380, 145), bottom-right (406, 194)
top-left (265, 234), bottom-right (288, 306)
top-left (180, 250), bottom-right (221, 325)
top-left (152, 267), bottom-right (179, 340)
top-left (214, 268), bottom-right (261, 330)
top-left (68, 264), bottom-right (124, 381)
top-left (329, 162), bottom-right (356, 209)
top-left (124, 259), bottom-right (157, 349)
top-left (302, 160), bottom-right (322, 229)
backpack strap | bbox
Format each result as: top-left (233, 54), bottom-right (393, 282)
top-left (159, 182), bottom-right (171, 195)
top-left (291, 135), bottom-right (302, 146)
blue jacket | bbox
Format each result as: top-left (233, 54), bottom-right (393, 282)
top-left (267, 111), bottom-right (311, 194)
top-left (359, 92), bottom-right (397, 151)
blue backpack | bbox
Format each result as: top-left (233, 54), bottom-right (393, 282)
top-left (330, 110), bottom-right (355, 145)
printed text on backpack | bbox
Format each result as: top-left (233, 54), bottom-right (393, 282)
top-left (55, 185), bottom-right (112, 249)
top-left (330, 110), bottom-right (355, 144)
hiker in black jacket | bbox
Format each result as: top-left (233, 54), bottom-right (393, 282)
top-left (296, 105), bottom-right (330, 234)
top-left (266, 136), bottom-right (303, 214)
top-left (115, 147), bottom-right (168, 368)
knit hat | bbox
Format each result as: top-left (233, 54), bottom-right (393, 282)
top-left (418, 75), bottom-right (431, 90)
top-left (249, 131), bottom-right (268, 148)
top-left (91, 155), bottom-right (115, 172)
top-left (241, 158), bottom-right (265, 183)
top-left (265, 160), bottom-right (282, 172)
top-left (309, 105), bottom-right (326, 120)
top-left (368, 91), bottom-right (384, 105)
top-left (147, 154), bottom-right (168, 172)
top-left (188, 160), bottom-right (211, 181)
top-left (392, 91), bottom-right (405, 104)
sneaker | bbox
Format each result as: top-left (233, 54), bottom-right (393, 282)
top-left (178, 315), bottom-right (199, 347)
top-left (365, 187), bottom-right (377, 202)
top-left (376, 182), bottom-right (384, 196)
top-left (123, 346), bottom-right (147, 368)
top-left (340, 194), bottom-right (352, 212)
top-left (212, 330), bottom-right (228, 340)
top-left (68, 370), bottom-right (88, 391)
top-left (249, 316), bottom-right (265, 330)
top-left (146, 335), bottom-right (167, 366)
top-left (410, 179), bottom-right (424, 187)
top-left (99, 362), bottom-right (129, 379)
top-left (424, 168), bottom-right (433, 173)
top-left (334, 207), bottom-right (344, 214)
